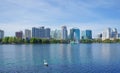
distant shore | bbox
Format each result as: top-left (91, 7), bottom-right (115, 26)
top-left (1, 37), bottom-right (120, 44)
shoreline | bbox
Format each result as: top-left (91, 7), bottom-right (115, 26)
top-left (1, 37), bottom-right (120, 44)
top-left (0, 42), bottom-right (120, 45)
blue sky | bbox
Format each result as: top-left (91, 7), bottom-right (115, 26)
top-left (0, 0), bottom-right (120, 37)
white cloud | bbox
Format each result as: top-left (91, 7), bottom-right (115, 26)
top-left (0, 0), bottom-right (120, 37)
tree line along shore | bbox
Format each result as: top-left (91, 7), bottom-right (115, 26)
top-left (0, 37), bottom-right (120, 44)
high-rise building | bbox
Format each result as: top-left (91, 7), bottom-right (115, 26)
top-left (106, 28), bottom-right (112, 39)
top-left (102, 31), bottom-right (106, 40)
top-left (51, 30), bottom-right (61, 40)
top-left (50, 31), bottom-right (54, 39)
top-left (15, 31), bottom-right (23, 39)
top-left (45, 28), bottom-right (50, 39)
top-left (32, 27), bottom-right (51, 39)
top-left (70, 29), bottom-right (74, 40)
top-left (97, 33), bottom-right (102, 39)
top-left (111, 28), bottom-right (118, 39)
top-left (61, 26), bottom-right (68, 40)
top-left (102, 28), bottom-right (118, 40)
top-left (102, 28), bottom-right (112, 40)
top-left (81, 30), bottom-right (92, 39)
top-left (25, 29), bottom-right (31, 40)
top-left (0, 30), bottom-right (4, 39)
top-left (74, 29), bottom-right (80, 41)
top-left (32, 27), bottom-right (39, 38)
top-left (56, 30), bottom-right (61, 40)
top-left (117, 33), bottom-right (119, 39)
top-left (39, 27), bottom-right (45, 38)
top-left (70, 28), bottom-right (80, 42)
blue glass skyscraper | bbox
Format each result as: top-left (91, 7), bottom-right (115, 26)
top-left (70, 28), bottom-right (80, 42)
top-left (81, 30), bottom-right (92, 39)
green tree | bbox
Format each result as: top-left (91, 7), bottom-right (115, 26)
top-left (30, 38), bottom-right (38, 44)
top-left (93, 39), bottom-right (102, 43)
top-left (15, 38), bottom-right (23, 44)
top-left (2, 37), bottom-right (9, 44)
top-left (24, 39), bottom-right (30, 44)
top-left (50, 39), bottom-right (57, 43)
top-left (113, 39), bottom-right (120, 43)
top-left (102, 39), bottom-right (112, 43)
top-left (60, 40), bottom-right (69, 43)
top-left (38, 39), bottom-right (42, 43)
top-left (0, 39), bottom-right (2, 43)
top-left (8, 37), bottom-right (14, 44)
top-left (80, 39), bottom-right (93, 43)
top-left (42, 39), bottom-right (50, 44)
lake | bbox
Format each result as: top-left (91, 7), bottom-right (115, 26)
top-left (0, 44), bottom-right (120, 73)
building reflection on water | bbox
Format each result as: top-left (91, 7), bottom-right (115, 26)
top-left (92, 43), bottom-right (120, 65)
top-left (101, 44), bottom-right (110, 64)
top-left (32, 44), bottom-right (50, 65)
top-left (79, 44), bottom-right (93, 64)
top-left (49, 44), bottom-right (93, 65)
top-left (0, 45), bottom-right (5, 67)
top-left (14, 45), bottom-right (33, 66)
top-left (49, 44), bottom-right (81, 65)
top-left (1, 44), bottom-right (120, 73)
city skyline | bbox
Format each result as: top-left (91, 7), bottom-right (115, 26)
top-left (0, 0), bottom-right (120, 37)
top-left (1, 26), bottom-right (120, 39)
top-left (0, 26), bottom-right (120, 38)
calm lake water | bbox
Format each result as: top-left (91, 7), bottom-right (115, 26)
top-left (0, 44), bottom-right (120, 73)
